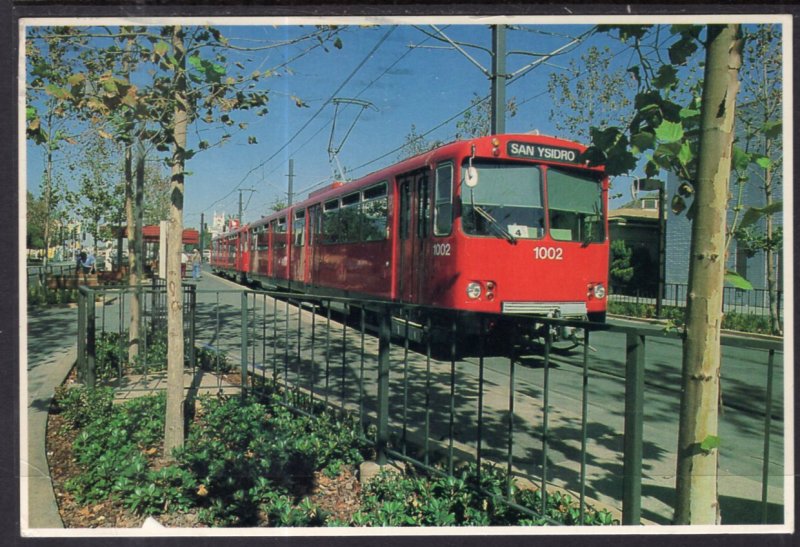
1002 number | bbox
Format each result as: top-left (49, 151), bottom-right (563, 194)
top-left (533, 247), bottom-right (563, 260)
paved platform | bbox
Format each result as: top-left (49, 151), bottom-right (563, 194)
top-left (110, 369), bottom-right (242, 402)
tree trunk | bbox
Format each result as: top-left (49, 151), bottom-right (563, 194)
top-left (763, 139), bottom-right (781, 336)
top-left (674, 24), bottom-right (743, 525)
top-left (125, 144), bottom-right (143, 365)
top-left (42, 126), bottom-right (53, 268)
top-left (164, 25), bottom-right (189, 456)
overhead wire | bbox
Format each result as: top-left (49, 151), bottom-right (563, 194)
top-left (345, 25), bottom-right (598, 179)
top-left (255, 25), bottom-right (440, 204)
top-left (201, 26), bottom-right (397, 214)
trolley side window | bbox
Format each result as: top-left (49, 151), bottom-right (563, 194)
top-left (434, 162), bottom-right (453, 236)
top-left (274, 217), bottom-right (288, 248)
top-left (257, 226), bottom-right (268, 252)
top-left (418, 174), bottom-right (430, 239)
top-left (293, 210), bottom-right (306, 247)
top-left (321, 199), bottom-right (340, 244)
top-left (340, 192), bottom-right (362, 243)
top-left (362, 182), bottom-right (388, 242)
top-left (399, 180), bottom-right (411, 240)
top-left (546, 168), bottom-right (605, 243)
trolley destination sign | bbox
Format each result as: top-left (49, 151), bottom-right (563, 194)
top-left (507, 141), bottom-right (583, 165)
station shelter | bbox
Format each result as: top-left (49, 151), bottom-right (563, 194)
top-left (134, 225), bottom-right (200, 277)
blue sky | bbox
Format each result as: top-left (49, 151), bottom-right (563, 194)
top-left (24, 18), bottom-right (786, 233)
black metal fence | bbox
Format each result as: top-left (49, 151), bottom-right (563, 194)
top-left (76, 284), bottom-right (784, 526)
top-left (611, 282), bottom-right (784, 318)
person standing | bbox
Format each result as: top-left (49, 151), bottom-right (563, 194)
top-left (80, 250), bottom-right (96, 274)
top-left (191, 248), bottom-right (201, 280)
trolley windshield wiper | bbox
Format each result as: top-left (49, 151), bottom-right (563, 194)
top-left (472, 204), bottom-right (517, 244)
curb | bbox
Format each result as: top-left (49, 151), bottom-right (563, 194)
top-left (608, 314), bottom-right (783, 342)
top-left (24, 344), bottom-right (77, 531)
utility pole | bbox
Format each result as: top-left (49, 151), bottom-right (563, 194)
top-left (199, 212), bottom-right (205, 257)
top-left (491, 24), bottom-right (507, 135)
top-left (237, 188), bottom-right (256, 225)
top-left (287, 159), bottom-right (295, 206)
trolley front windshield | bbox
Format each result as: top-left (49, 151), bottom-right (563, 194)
top-left (460, 161), bottom-right (604, 243)
top-left (460, 161), bottom-right (545, 240)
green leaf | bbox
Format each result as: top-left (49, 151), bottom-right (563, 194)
top-left (739, 201), bottom-right (783, 229)
top-left (755, 155), bottom-right (772, 170)
top-left (45, 84), bottom-right (71, 100)
top-left (700, 435), bottom-right (721, 452)
top-left (333, 37), bottom-right (343, 49)
top-left (634, 91), bottom-right (662, 112)
top-left (26, 106), bottom-right (38, 121)
top-left (605, 148), bottom-right (637, 176)
top-left (247, 136), bottom-right (258, 144)
top-left (724, 271), bottom-right (753, 290)
top-left (653, 65), bottom-right (678, 90)
top-left (614, 25), bottom-right (650, 42)
top-left (67, 73), bottom-right (86, 86)
top-left (732, 146), bottom-right (751, 172)
top-left (679, 107), bottom-right (701, 120)
top-left (577, 146), bottom-right (605, 167)
top-left (668, 33), bottom-right (699, 65)
top-left (590, 126), bottom-right (623, 150)
top-left (188, 55), bottom-right (203, 70)
top-left (154, 40), bottom-right (169, 57)
top-left (655, 120), bottom-right (684, 143)
top-left (762, 120), bottom-right (782, 139)
top-left (641, 157), bottom-right (658, 178)
top-left (678, 141), bottom-right (693, 166)
top-left (630, 131), bottom-right (656, 151)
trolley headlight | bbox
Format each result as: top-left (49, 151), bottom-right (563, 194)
top-left (466, 282), bottom-right (482, 300)
top-left (592, 283), bottom-right (606, 299)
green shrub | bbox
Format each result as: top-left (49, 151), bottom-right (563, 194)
top-left (196, 346), bottom-right (232, 373)
top-left (174, 394), bottom-right (368, 526)
top-left (54, 385), bottom-right (114, 429)
top-left (341, 463), bottom-right (618, 527)
top-left (610, 300), bottom-right (776, 335)
top-left (64, 392), bottom-right (181, 512)
top-left (94, 332), bottom-right (127, 381)
top-left (721, 311), bottom-right (773, 335)
top-left (58, 387), bottom-right (617, 528)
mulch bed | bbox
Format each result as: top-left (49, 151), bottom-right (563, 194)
top-left (45, 380), bottom-right (364, 529)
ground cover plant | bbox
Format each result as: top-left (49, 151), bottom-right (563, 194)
top-left (91, 329), bottom-right (230, 382)
top-left (50, 383), bottom-right (618, 528)
top-left (608, 301), bottom-right (775, 335)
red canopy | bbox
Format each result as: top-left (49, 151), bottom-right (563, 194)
top-left (133, 225), bottom-right (200, 245)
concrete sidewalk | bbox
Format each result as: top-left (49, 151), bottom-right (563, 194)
top-left (24, 342), bottom-right (75, 530)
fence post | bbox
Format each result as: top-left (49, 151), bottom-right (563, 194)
top-left (241, 291), bottom-right (249, 396)
top-left (376, 304), bottom-right (391, 466)
top-left (622, 332), bottom-right (645, 525)
top-left (86, 289), bottom-right (97, 388)
top-left (77, 288), bottom-right (87, 383)
top-left (188, 284), bottom-right (196, 370)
